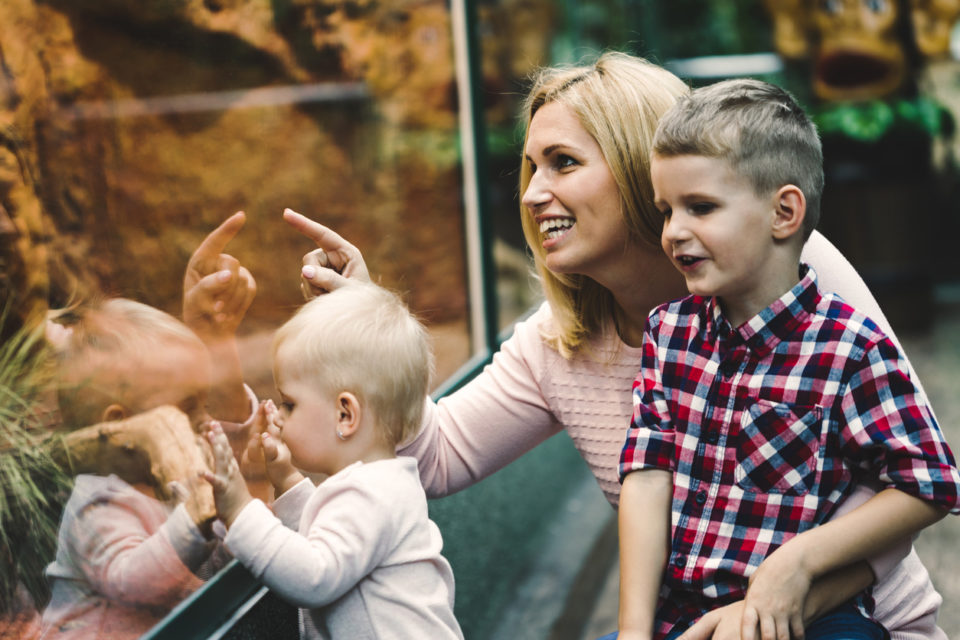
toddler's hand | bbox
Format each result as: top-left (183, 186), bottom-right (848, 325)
top-left (741, 544), bottom-right (810, 640)
top-left (183, 212), bottom-right (257, 342)
top-left (245, 400), bottom-right (303, 496)
top-left (201, 421), bottom-right (253, 527)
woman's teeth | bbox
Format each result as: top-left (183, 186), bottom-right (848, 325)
top-left (539, 218), bottom-right (574, 239)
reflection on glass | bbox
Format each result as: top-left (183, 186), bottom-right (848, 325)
top-left (0, 1), bottom-right (492, 636)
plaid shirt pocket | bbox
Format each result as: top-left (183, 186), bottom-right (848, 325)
top-left (735, 400), bottom-right (824, 495)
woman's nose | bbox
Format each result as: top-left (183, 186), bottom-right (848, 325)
top-left (521, 171), bottom-right (550, 211)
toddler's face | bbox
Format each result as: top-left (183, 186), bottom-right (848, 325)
top-left (273, 371), bottom-right (340, 476)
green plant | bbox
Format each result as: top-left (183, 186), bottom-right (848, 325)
top-left (812, 95), bottom-right (955, 143)
top-left (0, 310), bottom-right (73, 612)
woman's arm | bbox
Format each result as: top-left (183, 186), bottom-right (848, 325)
top-left (399, 304), bottom-right (564, 497)
top-left (285, 211), bottom-right (563, 498)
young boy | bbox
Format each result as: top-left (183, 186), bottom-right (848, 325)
top-left (43, 297), bottom-right (255, 638)
top-left (616, 79), bottom-right (960, 640)
top-left (203, 282), bottom-right (463, 640)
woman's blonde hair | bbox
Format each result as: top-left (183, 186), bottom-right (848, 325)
top-left (518, 52), bottom-right (689, 357)
top-left (272, 283), bottom-right (433, 447)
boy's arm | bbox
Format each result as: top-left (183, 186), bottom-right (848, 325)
top-left (618, 469), bottom-right (672, 640)
top-left (183, 212), bottom-right (257, 423)
top-left (743, 488), bottom-right (945, 639)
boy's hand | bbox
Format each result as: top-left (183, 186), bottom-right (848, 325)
top-left (201, 421), bottom-right (253, 528)
top-left (183, 211), bottom-right (257, 342)
top-left (245, 400), bottom-right (303, 496)
top-left (678, 601), bottom-right (747, 640)
top-left (282, 208), bottom-right (370, 299)
top-left (741, 544), bottom-right (809, 640)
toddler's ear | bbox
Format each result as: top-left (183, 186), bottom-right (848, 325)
top-left (771, 185), bottom-right (805, 240)
top-left (101, 403), bottom-right (129, 423)
top-left (335, 392), bottom-right (361, 439)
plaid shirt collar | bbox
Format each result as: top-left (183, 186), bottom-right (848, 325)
top-left (703, 263), bottom-right (820, 360)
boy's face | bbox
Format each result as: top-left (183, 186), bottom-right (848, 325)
top-left (274, 370), bottom-right (340, 476)
top-left (125, 342), bottom-right (213, 430)
top-left (652, 153), bottom-right (791, 319)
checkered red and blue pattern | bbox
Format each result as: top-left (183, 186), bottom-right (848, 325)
top-left (619, 266), bottom-right (960, 634)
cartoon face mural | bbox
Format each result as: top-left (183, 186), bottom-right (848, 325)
top-left (764, 0), bottom-right (960, 101)
top-left (813, 0), bottom-right (906, 100)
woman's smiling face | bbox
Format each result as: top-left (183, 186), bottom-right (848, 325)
top-left (521, 101), bottom-right (629, 285)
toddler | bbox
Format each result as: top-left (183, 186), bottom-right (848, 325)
top-left (203, 282), bottom-right (463, 640)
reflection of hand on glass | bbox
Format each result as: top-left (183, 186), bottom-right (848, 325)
top-left (182, 211), bottom-right (256, 341)
top-left (182, 212), bottom-right (257, 423)
top-left (282, 208), bottom-right (370, 299)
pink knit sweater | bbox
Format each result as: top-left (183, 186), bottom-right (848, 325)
top-left (400, 231), bottom-right (946, 638)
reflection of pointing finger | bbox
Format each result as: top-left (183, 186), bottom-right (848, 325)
top-left (191, 212), bottom-right (246, 273)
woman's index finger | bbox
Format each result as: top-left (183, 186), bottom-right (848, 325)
top-left (283, 208), bottom-right (350, 251)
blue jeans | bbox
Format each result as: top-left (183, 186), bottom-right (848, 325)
top-left (594, 601), bottom-right (889, 640)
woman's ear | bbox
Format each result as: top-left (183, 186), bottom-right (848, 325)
top-left (335, 392), bottom-right (361, 439)
top-left (771, 185), bottom-right (806, 240)
top-left (101, 403), bottom-right (128, 423)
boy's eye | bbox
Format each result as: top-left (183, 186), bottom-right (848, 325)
top-left (690, 202), bottom-right (716, 215)
top-left (280, 401), bottom-right (294, 414)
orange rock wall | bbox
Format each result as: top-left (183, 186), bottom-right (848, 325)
top-left (0, 0), bottom-right (553, 339)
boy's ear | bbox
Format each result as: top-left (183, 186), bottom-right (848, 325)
top-left (101, 403), bottom-right (128, 423)
top-left (771, 185), bottom-right (806, 240)
top-left (335, 392), bottom-right (361, 439)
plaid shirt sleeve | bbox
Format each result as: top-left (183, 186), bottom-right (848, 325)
top-left (839, 334), bottom-right (960, 513)
top-left (619, 310), bottom-right (677, 481)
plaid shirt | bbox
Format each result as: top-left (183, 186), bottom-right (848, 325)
top-left (619, 266), bottom-right (960, 635)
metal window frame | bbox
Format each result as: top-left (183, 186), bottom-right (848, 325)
top-left (141, 2), bottom-right (497, 638)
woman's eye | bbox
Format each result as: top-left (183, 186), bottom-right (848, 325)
top-left (556, 154), bottom-right (577, 170)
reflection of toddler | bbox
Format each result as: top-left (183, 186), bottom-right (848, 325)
top-left (42, 299), bottom-right (253, 638)
top-left (204, 282), bottom-right (463, 640)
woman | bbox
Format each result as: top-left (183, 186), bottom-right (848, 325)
top-left (283, 52), bottom-right (944, 639)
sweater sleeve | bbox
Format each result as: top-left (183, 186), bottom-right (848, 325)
top-left (62, 477), bottom-right (206, 606)
top-left (224, 476), bottom-right (402, 609)
top-left (398, 303), bottom-right (564, 498)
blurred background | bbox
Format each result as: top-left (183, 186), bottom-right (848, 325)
top-left (2, 1), bottom-right (960, 638)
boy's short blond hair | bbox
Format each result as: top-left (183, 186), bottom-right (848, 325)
top-left (653, 78), bottom-right (824, 240)
top-left (52, 298), bottom-right (206, 430)
top-left (272, 283), bottom-right (433, 448)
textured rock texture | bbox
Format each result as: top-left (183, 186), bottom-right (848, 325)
top-left (0, 0), bottom-right (552, 341)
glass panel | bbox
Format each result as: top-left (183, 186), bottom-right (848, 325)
top-left (0, 2), bottom-right (473, 637)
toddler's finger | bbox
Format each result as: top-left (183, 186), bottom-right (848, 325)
top-left (261, 432), bottom-right (279, 461)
